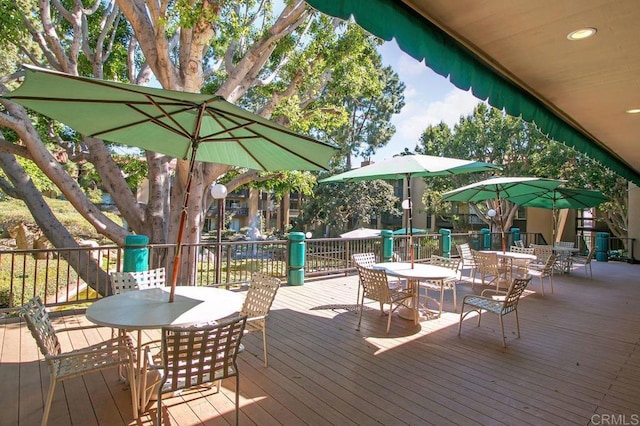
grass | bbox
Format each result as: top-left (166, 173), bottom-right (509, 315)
top-left (0, 196), bottom-right (120, 244)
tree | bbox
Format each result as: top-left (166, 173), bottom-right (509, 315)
top-left (0, 1), bottom-right (401, 291)
top-left (416, 103), bottom-right (628, 240)
top-left (296, 176), bottom-right (399, 236)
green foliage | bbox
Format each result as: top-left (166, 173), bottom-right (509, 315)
top-left (416, 102), bottom-right (629, 237)
top-left (0, 157), bottom-right (58, 196)
top-left (297, 174), bottom-right (400, 235)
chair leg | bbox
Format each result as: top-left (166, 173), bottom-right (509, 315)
top-left (235, 375), bottom-right (240, 426)
top-left (514, 310), bottom-right (521, 338)
top-left (42, 377), bottom-right (56, 426)
top-left (386, 304), bottom-right (392, 334)
top-left (356, 293), bottom-right (365, 331)
top-left (549, 273), bottom-right (554, 293)
top-left (499, 315), bottom-right (506, 347)
top-left (127, 356), bottom-right (138, 416)
top-left (262, 327), bottom-right (269, 368)
top-left (452, 284), bottom-right (457, 313)
top-left (539, 276), bottom-right (545, 296)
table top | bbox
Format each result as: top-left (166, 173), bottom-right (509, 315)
top-left (86, 286), bottom-right (244, 330)
top-left (374, 262), bottom-right (457, 280)
top-left (481, 250), bottom-right (537, 261)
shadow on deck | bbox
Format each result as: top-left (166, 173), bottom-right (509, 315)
top-left (1, 260), bottom-right (639, 425)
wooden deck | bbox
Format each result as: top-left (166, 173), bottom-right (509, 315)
top-left (2, 261), bottom-right (640, 425)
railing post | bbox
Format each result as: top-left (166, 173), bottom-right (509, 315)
top-left (439, 228), bottom-right (451, 258)
top-left (381, 230), bottom-right (394, 262)
top-left (288, 232), bottom-right (305, 285)
top-left (480, 228), bottom-right (491, 250)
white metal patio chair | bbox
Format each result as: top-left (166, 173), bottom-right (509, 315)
top-left (355, 263), bottom-right (415, 333)
top-left (20, 296), bottom-right (138, 425)
top-left (458, 277), bottom-right (532, 347)
top-left (147, 316), bottom-right (247, 426)
top-left (239, 272), bottom-right (281, 367)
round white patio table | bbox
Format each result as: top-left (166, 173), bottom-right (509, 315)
top-left (374, 262), bottom-right (457, 320)
top-left (86, 286), bottom-right (244, 330)
top-left (86, 286), bottom-right (244, 409)
top-left (481, 250), bottom-right (537, 284)
top-left (553, 245), bottom-right (580, 273)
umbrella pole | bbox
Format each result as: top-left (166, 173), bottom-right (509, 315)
top-left (169, 143), bottom-right (199, 303)
top-left (407, 175), bottom-right (414, 268)
top-left (496, 195), bottom-right (506, 253)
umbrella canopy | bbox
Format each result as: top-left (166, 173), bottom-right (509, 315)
top-left (505, 187), bottom-right (607, 244)
top-left (392, 228), bottom-right (426, 235)
top-left (505, 187), bottom-right (607, 210)
top-left (319, 154), bottom-right (501, 182)
top-left (319, 154), bottom-right (500, 266)
top-left (442, 176), bottom-right (566, 251)
top-left (339, 228), bottom-right (381, 238)
top-left (4, 65), bottom-right (338, 301)
top-left (5, 65), bottom-right (337, 171)
top-left (441, 176), bottom-right (566, 203)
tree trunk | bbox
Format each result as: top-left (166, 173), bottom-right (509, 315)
top-left (0, 151), bottom-right (109, 295)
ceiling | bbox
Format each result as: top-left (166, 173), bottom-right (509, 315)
top-left (306, 0), bottom-right (640, 185)
top-left (401, 0), bottom-right (640, 181)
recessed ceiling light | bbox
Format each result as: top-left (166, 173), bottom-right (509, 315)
top-left (626, 109), bottom-right (640, 114)
top-left (567, 27), bottom-right (597, 40)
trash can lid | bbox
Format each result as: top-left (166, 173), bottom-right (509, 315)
top-left (125, 234), bottom-right (149, 246)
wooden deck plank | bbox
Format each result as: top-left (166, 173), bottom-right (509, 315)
top-left (2, 261), bottom-right (640, 425)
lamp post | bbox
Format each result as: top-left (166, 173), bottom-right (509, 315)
top-left (487, 208), bottom-right (497, 250)
top-left (211, 183), bottom-right (227, 285)
top-left (402, 198), bottom-right (414, 268)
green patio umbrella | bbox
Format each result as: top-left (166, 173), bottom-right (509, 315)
top-left (505, 187), bottom-right (607, 210)
top-left (320, 154), bottom-right (501, 266)
top-left (441, 176), bottom-right (566, 251)
top-left (505, 187), bottom-right (607, 244)
top-left (392, 228), bottom-right (426, 235)
top-left (4, 65), bottom-right (338, 301)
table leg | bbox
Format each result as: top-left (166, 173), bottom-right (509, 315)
top-left (398, 278), bottom-right (420, 322)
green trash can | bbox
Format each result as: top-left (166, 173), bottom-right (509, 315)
top-left (381, 230), bottom-right (394, 262)
top-left (439, 228), bottom-right (451, 258)
top-left (123, 234), bottom-right (149, 272)
top-left (288, 232), bottom-right (306, 285)
top-left (595, 232), bottom-right (609, 262)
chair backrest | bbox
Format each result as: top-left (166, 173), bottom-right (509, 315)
top-left (355, 264), bottom-right (392, 304)
top-left (501, 277), bottom-right (531, 314)
top-left (472, 250), bottom-right (500, 274)
top-left (584, 246), bottom-right (596, 263)
top-left (391, 252), bottom-right (403, 262)
top-left (20, 296), bottom-right (61, 357)
top-left (457, 243), bottom-right (473, 260)
top-left (531, 245), bottom-right (553, 264)
top-left (430, 255), bottom-right (461, 272)
top-left (576, 247), bottom-right (596, 264)
top-left (160, 315), bottom-right (247, 393)
top-left (352, 253), bottom-right (377, 268)
top-left (240, 272), bottom-right (281, 319)
top-left (555, 241), bottom-right (575, 248)
top-left (109, 267), bottom-right (166, 294)
top-left (514, 240), bottom-right (525, 248)
top-left (510, 246), bottom-right (535, 255)
top-left (540, 252), bottom-right (558, 274)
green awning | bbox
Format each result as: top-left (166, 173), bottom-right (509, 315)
top-left (306, 0), bottom-right (640, 186)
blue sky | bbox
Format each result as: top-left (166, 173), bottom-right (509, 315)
top-left (369, 40), bottom-right (482, 163)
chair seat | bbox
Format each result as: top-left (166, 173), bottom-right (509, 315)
top-left (52, 335), bottom-right (136, 380)
top-left (459, 295), bottom-right (503, 314)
